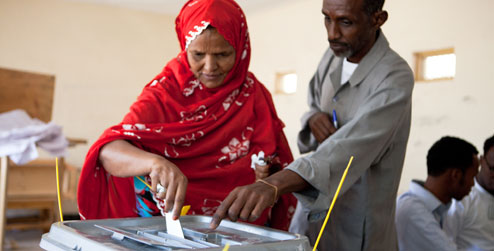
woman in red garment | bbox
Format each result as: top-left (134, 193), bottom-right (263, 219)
top-left (77, 0), bottom-right (296, 230)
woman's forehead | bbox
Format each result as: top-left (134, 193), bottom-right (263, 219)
top-left (188, 28), bottom-right (234, 51)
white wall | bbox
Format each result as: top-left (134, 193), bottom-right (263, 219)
top-left (0, 0), bottom-right (179, 168)
top-left (1, 0), bottom-right (493, 199)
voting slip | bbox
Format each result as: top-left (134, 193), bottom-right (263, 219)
top-left (165, 212), bottom-right (185, 238)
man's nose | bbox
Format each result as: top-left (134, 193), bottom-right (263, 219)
top-left (204, 55), bottom-right (218, 72)
top-left (327, 23), bottom-right (341, 41)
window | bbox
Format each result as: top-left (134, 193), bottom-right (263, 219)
top-left (275, 72), bottom-right (297, 94)
top-left (414, 48), bottom-right (456, 82)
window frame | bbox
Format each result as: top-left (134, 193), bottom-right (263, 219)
top-left (413, 47), bottom-right (455, 82)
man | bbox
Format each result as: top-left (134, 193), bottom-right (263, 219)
top-left (395, 136), bottom-right (479, 251)
top-left (444, 134), bottom-right (494, 250)
top-left (210, 0), bottom-right (414, 249)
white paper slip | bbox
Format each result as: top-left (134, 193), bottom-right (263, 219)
top-left (165, 212), bottom-right (185, 239)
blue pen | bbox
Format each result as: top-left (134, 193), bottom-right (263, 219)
top-left (332, 109), bottom-right (338, 129)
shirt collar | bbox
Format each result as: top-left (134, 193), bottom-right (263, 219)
top-left (410, 180), bottom-right (448, 212)
top-left (474, 177), bottom-right (494, 198)
top-left (348, 30), bottom-right (389, 87)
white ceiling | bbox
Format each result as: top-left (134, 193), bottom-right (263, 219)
top-left (66, 0), bottom-right (296, 15)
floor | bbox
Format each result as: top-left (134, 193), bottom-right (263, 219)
top-left (3, 229), bottom-right (44, 250)
top-left (2, 213), bottom-right (79, 250)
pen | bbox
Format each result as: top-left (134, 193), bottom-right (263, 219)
top-left (332, 109), bottom-right (338, 129)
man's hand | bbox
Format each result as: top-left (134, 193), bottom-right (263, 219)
top-left (210, 170), bottom-right (309, 229)
top-left (308, 112), bottom-right (337, 143)
top-left (210, 181), bottom-right (276, 229)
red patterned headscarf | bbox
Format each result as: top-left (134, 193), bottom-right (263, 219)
top-left (77, 0), bottom-right (296, 230)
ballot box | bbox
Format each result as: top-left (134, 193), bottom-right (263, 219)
top-left (40, 215), bottom-right (310, 250)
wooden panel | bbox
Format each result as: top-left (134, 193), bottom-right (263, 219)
top-left (6, 159), bottom-right (62, 198)
top-left (0, 67), bottom-right (55, 122)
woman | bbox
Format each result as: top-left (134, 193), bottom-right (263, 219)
top-left (77, 0), bottom-right (296, 230)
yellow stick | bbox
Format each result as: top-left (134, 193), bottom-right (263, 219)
top-left (223, 243), bottom-right (230, 251)
top-left (55, 157), bottom-right (64, 222)
top-left (136, 176), bottom-right (152, 189)
top-left (312, 156), bottom-right (354, 251)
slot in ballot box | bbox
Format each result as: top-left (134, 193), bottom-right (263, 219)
top-left (40, 215), bottom-right (311, 250)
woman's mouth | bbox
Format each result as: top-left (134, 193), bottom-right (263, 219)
top-left (202, 73), bottom-right (222, 80)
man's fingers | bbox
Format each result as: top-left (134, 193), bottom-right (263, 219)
top-left (248, 199), bottom-right (267, 222)
top-left (310, 113), bottom-right (335, 142)
top-left (239, 195), bottom-right (256, 221)
top-left (313, 128), bottom-right (329, 143)
top-left (210, 191), bottom-right (236, 229)
top-left (227, 191), bottom-right (247, 222)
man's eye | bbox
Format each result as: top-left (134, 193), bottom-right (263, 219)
top-left (194, 52), bottom-right (204, 57)
top-left (341, 20), bottom-right (352, 26)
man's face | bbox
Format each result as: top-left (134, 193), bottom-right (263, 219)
top-left (452, 154), bottom-right (479, 200)
top-left (478, 147), bottom-right (494, 194)
top-left (322, 0), bottom-right (381, 63)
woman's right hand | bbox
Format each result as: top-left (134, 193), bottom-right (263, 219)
top-left (99, 140), bottom-right (188, 220)
top-left (148, 156), bottom-right (188, 220)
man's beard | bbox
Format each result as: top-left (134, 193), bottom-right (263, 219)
top-left (329, 40), bottom-right (353, 58)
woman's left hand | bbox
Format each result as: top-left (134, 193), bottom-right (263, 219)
top-left (254, 164), bottom-right (270, 180)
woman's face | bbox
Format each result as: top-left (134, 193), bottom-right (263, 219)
top-left (187, 28), bottom-right (236, 89)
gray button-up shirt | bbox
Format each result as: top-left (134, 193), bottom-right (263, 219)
top-left (287, 32), bottom-right (414, 251)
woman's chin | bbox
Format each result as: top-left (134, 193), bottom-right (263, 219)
top-left (201, 79), bottom-right (224, 89)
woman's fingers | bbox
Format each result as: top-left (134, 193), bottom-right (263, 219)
top-left (255, 164), bottom-right (269, 179)
top-left (149, 158), bottom-right (188, 217)
top-left (172, 178), bottom-right (187, 220)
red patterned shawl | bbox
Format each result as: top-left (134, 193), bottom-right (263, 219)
top-left (77, 0), bottom-right (296, 230)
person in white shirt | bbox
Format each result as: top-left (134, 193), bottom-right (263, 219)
top-left (445, 134), bottom-right (494, 251)
top-left (396, 136), bottom-right (479, 251)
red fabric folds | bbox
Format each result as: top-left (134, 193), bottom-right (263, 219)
top-left (77, 0), bottom-right (296, 230)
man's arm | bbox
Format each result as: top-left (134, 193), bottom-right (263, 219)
top-left (298, 48), bottom-right (334, 153)
top-left (288, 67), bottom-right (414, 212)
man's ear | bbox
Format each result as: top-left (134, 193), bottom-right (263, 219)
top-left (450, 168), bottom-right (463, 183)
top-left (373, 10), bottom-right (388, 28)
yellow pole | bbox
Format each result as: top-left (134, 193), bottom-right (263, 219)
top-left (312, 156), bottom-right (354, 251)
top-left (56, 157), bottom-right (64, 222)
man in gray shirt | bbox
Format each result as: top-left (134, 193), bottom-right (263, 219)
top-left (211, 0), bottom-right (414, 249)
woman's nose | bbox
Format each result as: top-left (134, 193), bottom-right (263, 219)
top-left (203, 55), bottom-right (218, 72)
